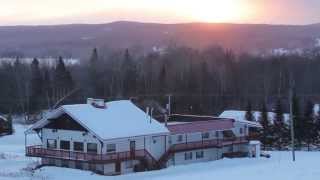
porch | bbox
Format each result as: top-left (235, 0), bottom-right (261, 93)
top-left (26, 145), bottom-right (157, 166)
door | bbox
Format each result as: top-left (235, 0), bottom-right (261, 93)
top-left (115, 161), bottom-right (121, 173)
top-left (130, 141), bottom-right (136, 158)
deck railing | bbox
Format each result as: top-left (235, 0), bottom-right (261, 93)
top-left (156, 136), bottom-right (248, 168)
top-left (26, 146), bottom-right (156, 164)
top-left (171, 136), bottom-right (248, 153)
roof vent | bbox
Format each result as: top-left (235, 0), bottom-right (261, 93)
top-left (87, 98), bottom-right (106, 109)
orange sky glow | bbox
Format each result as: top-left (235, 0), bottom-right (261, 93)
top-left (0, 0), bottom-right (319, 25)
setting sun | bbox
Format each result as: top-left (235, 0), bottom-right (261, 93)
top-left (181, 0), bottom-right (250, 23)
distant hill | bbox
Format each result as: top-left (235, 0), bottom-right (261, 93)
top-left (0, 21), bottom-right (320, 58)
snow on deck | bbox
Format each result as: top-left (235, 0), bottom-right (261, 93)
top-left (1, 124), bottom-right (320, 180)
top-left (57, 100), bottom-right (169, 140)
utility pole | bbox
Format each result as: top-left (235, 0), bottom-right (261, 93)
top-left (165, 94), bottom-right (172, 127)
top-left (167, 94), bottom-right (172, 116)
top-left (289, 78), bottom-right (295, 162)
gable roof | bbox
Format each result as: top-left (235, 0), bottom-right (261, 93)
top-left (28, 100), bottom-right (169, 140)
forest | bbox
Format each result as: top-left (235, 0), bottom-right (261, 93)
top-left (1, 45), bottom-right (320, 147)
top-left (0, 46), bottom-right (320, 116)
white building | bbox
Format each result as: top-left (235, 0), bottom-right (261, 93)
top-left (25, 99), bottom-right (254, 175)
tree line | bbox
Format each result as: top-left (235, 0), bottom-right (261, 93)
top-left (248, 96), bottom-right (320, 150)
top-left (0, 45), bottom-right (320, 122)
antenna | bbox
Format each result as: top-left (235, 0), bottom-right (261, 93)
top-left (150, 108), bottom-right (154, 124)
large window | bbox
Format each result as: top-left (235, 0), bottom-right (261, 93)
top-left (47, 139), bottom-right (57, 149)
top-left (60, 140), bottom-right (70, 150)
top-left (106, 144), bottom-right (116, 153)
top-left (87, 143), bottom-right (98, 153)
top-left (73, 142), bottom-right (84, 152)
top-left (202, 132), bottom-right (210, 139)
top-left (196, 151), bottom-right (204, 159)
top-left (184, 152), bottom-right (192, 160)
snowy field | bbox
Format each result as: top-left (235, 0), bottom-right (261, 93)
top-left (1, 124), bottom-right (320, 180)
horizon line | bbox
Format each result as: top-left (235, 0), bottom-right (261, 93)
top-left (0, 20), bottom-right (319, 27)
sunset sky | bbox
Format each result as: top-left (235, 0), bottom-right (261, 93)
top-left (0, 0), bottom-right (319, 25)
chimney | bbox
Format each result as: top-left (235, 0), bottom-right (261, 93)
top-left (87, 98), bottom-right (106, 109)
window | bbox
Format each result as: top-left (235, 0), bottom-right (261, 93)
top-left (61, 160), bottom-right (69, 167)
top-left (152, 137), bottom-right (157, 144)
top-left (240, 128), bottom-right (243, 134)
top-left (184, 152), bottom-right (192, 160)
top-left (48, 158), bottom-right (55, 165)
top-left (89, 163), bottom-right (96, 171)
top-left (177, 135), bottom-right (183, 142)
top-left (215, 131), bottom-right (219, 138)
top-left (47, 139), bottom-right (57, 149)
top-left (196, 151), bottom-right (204, 159)
top-left (87, 143), bottom-right (98, 153)
top-left (73, 142), bottom-right (84, 152)
top-left (106, 144), bottom-right (116, 153)
top-left (202, 132), bottom-right (210, 139)
top-left (75, 162), bottom-right (83, 169)
top-left (60, 140), bottom-right (70, 150)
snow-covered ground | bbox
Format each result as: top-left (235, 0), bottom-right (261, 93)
top-left (1, 124), bottom-right (320, 180)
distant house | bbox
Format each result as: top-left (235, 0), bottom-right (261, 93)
top-left (219, 110), bottom-right (289, 126)
top-left (25, 99), bottom-right (256, 175)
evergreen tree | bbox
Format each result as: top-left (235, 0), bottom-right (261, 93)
top-left (315, 107), bottom-right (320, 144)
top-left (303, 100), bottom-right (317, 150)
top-left (29, 58), bottom-right (43, 113)
top-left (6, 113), bottom-right (13, 135)
top-left (122, 49), bottom-right (137, 97)
top-left (273, 99), bottom-right (289, 149)
top-left (259, 101), bottom-right (272, 149)
top-left (292, 93), bottom-right (303, 147)
top-left (52, 57), bottom-right (75, 105)
top-left (158, 65), bottom-right (167, 94)
top-left (43, 69), bottom-right (52, 109)
top-left (245, 101), bottom-right (254, 121)
top-left (53, 57), bottom-right (74, 92)
top-left (88, 48), bottom-right (101, 97)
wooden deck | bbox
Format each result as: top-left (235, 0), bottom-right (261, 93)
top-left (26, 136), bottom-right (248, 169)
top-left (26, 146), bottom-right (157, 165)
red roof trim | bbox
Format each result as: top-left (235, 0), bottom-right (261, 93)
top-left (167, 119), bottom-right (234, 134)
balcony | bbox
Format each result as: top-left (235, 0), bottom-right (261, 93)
top-left (26, 146), bottom-right (156, 165)
top-left (171, 137), bottom-right (248, 153)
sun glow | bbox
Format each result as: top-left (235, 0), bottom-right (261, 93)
top-left (182, 0), bottom-right (250, 23)
top-left (1, 0), bottom-right (254, 25)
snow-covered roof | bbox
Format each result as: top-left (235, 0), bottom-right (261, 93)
top-left (219, 110), bottom-right (269, 128)
top-left (249, 140), bottom-right (261, 145)
top-left (28, 100), bottom-right (169, 140)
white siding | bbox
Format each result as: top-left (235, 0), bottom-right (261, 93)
top-left (104, 163), bottom-right (115, 175)
top-left (42, 128), bottom-right (102, 153)
top-left (171, 148), bottom-right (222, 166)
